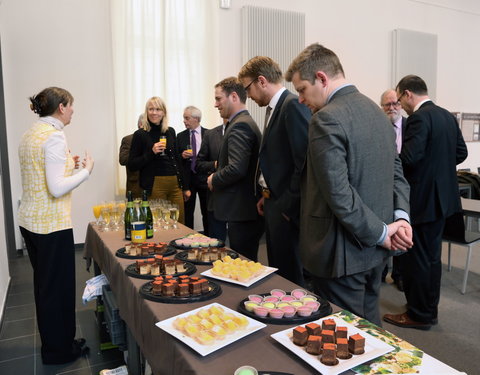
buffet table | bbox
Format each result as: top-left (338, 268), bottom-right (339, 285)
top-left (83, 223), bottom-right (465, 375)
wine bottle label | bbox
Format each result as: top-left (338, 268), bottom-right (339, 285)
top-left (131, 221), bottom-right (146, 243)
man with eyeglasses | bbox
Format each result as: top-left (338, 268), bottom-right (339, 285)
top-left (380, 89), bottom-right (407, 291)
top-left (383, 75), bottom-right (468, 330)
top-left (238, 56), bottom-right (311, 286)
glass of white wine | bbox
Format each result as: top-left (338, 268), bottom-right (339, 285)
top-left (169, 204), bottom-right (179, 229)
top-left (100, 205), bottom-right (111, 231)
top-left (162, 207), bottom-right (171, 230)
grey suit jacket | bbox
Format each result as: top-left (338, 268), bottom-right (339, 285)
top-left (212, 110), bottom-right (261, 221)
top-left (300, 85), bottom-right (410, 278)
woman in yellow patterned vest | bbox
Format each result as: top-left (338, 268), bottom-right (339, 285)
top-left (18, 87), bottom-right (94, 364)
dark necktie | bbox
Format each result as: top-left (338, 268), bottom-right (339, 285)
top-left (264, 105), bottom-right (272, 131)
top-left (191, 129), bottom-right (197, 173)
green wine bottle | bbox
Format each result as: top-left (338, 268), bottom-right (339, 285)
top-left (142, 190), bottom-right (154, 239)
top-left (124, 191), bottom-right (134, 240)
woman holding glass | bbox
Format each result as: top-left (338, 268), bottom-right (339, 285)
top-left (128, 96), bottom-right (189, 224)
top-left (18, 87), bottom-right (94, 364)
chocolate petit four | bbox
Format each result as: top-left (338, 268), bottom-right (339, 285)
top-left (336, 326), bottom-right (348, 339)
top-left (348, 333), bottom-right (365, 355)
top-left (177, 283), bottom-right (189, 296)
top-left (322, 318), bottom-right (336, 332)
top-left (321, 329), bottom-right (335, 346)
top-left (306, 335), bottom-right (322, 355)
top-left (320, 343), bottom-right (339, 366)
top-left (305, 322), bottom-right (321, 336)
top-left (292, 326), bottom-right (308, 346)
top-left (152, 280), bottom-right (162, 295)
top-left (336, 337), bottom-right (352, 359)
top-left (161, 283), bottom-right (175, 297)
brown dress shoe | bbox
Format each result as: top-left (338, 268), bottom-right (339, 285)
top-left (383, 312), bottom-right (432, 330)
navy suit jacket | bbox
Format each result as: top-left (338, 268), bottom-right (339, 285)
top-left (400, 101), bottom-right (467, 224)
top-left (177, 126), bottom-right (208, 189)
top-left (259, 89), bottom-right (310, 225)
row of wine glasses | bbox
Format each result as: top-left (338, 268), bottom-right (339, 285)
top-left (92, 201), bottom-right (126, 232)
top-left (150, 199), bottom-right (179, 230)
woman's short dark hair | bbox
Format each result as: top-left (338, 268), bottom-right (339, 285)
top-left (29, 87), bottom-right (73, 117)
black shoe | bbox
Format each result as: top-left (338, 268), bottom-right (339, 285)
top-left (42, 341), bottom-right (89, 365)
top-left (74, 338), bottom-right (87, 348)
top-left (394, 278), bottom-right (404, 292)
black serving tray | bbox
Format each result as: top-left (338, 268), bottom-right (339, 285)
top-left (115, 245), bottom-right (176, 259)
top-left (174, 249), bottom-right (239, 265)
top-left (237, 293), bottom-right (332, 325)
top-left (125, 261), bottom-right (196, 280)
top-left (139, 279), bottom-right (222, 304)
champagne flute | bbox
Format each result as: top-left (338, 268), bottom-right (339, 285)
top-left (92, 204), bottom-right (102, 226)
top-left (100, 205), bottom-right (111, 231)
top-left (162, 207), bottom-right (171, 230)
top-left (169, 204), bottom-right (179, 229)
top-left (159, 136), bottom-right (167, 156)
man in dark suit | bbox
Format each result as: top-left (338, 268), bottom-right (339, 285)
top-left (238, 56), bottom-right (311, 285)
top-left (119, 114), bottom-right (143, 199)
top-left (384, 75), bottom-right (468, 330)
top-left (286, 43), bottom-right (413, 325)
top-left (207, 77), bottom-right (263, 261)
top-left (177, 106), bottom-right (208, 232)
top-left (380, 89), bottom-right (408, 291)
top-left (196, 119), bottom-right (227, 241)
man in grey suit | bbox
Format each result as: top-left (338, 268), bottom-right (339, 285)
top-left (238, 56), bottom-right (311, 286)
top-left (196, 119), bottom-right (227, 241)
top-left (380, 89), bottom-right (408, 291)
top-left (285, 43), bottom-right (413, 325)
top-left (207, 77), bottom-right (263, 261)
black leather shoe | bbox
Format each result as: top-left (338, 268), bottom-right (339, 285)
top-left (74, 338), bottom-right (87, 348)
top-left (42, 341), bottom-right (89, 365)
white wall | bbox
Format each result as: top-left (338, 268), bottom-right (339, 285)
top-left (0, 0), bottom-right (116, 247)
top-left (1, 0), bottom-right (480, 249)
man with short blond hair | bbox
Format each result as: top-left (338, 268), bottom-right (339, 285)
top-left (238, 56), bottom-right (310, 286)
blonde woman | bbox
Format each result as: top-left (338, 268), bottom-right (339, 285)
top-left (128, 96), bottom-right (189, 223)
top-left (18, 87), bottom-right (94, 364)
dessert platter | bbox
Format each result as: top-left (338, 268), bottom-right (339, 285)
top-left (156, 302), bottom-right (266, 356)
top-left (271, 316), bottom-right (394, 375)
top-left (116, 241), bottom-right (176, 259)
top-left (140, 275), bottom-right (222, 304)
top-left (201, 256), bottom-right (277, 287)
top-left (238, 289), bottom-right (332, 325)
top-left (175, 247), bottom-right (239, 265)
top-left (125, 256), bottom-right (196, 279)
top-left (169, 233), bottom-right (225, 249)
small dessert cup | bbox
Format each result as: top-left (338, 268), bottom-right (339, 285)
top-left (270, 289), bottom-right (286, 298)
top-left (261, 302), bottom-right (276, 310)
top-left (269, 308), bottom-right (285, 319)
top-left (296, 305), bottom-right (313, 317)
top-left (253, 306), bottom-right (269, 318)
top-left (243, 301), bottom-right (258, 312)
top-left (263, 295), bottom-right (280, 303)
top-left (280, 295), bottom-right (296, 302)
top-left (291, 288), bottom-right (308, 300)
top-left (290, 300), bottom-right (304, 308)
top-left (234, 365), bottom-right (258, 375)
top-left (247, 294), bottom-right (263, 303)
top-left (301, 295), bottom-right (318, 302)
top-left (304, 300), bottom-right (321, 312)
top-left (279, 305), bottom-right (297, 318)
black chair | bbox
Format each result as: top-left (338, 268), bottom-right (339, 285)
top-left (443, 211), bottom-right (480, 294)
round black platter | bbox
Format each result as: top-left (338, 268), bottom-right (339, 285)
top-left (169, 237), bottom-right (225, 250)
top-left (139, 279), bottom-right (222, 304)
top-left (174, 249), bottom-right (239, 265)
top-left (125, 261), bottom-right (196, 280)
top-left (237, 293), bottom-right (332, 325)
top-left (116, 245), bottom-right (176, 259)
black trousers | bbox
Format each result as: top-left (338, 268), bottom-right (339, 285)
top-left (20, 227), bottom-right (77, 362)
top-left (264, 197), bottom-right (304, 286)
top-left (184, 174), bottom-right (208, 233)
top-left (207, 210), bottom-right (227, 241)
top-left (312, 261), bottom-right (386, 326)
top-left (228, 217), bottom-right (264, 261)
top-left (399, 218), bottom-right (445, 323)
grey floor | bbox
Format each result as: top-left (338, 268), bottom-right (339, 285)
top-left (0, 249), bottom-right (125, 375)
top-left (1, 239), bottom-right (478, 375)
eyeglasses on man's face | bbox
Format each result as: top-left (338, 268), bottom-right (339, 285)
top-left (397, 90), bottom-right (406, 102)
top-left (382, 101), bottom-right (401, 108)
top-left (243, 77), bottom-right (258, 92)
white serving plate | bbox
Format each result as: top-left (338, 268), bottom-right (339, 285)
top-left (270, 316), bottom-right (394, 375)
top-left (155, 302), bottom-right (266, 356)
top-left (201, 266), bottom-right (278, 287)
